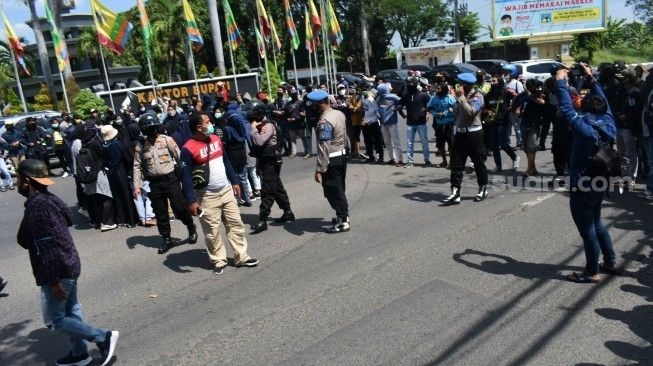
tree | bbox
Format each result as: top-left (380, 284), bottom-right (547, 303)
top-left (198, 64), bottom-right (209, 77)
top-left (451, 4), bottom-right (482, 44)
top-left (24, 0), bottom-right (55, 100)
top-left (626, 0), bottom-right (653, 26)
top-left (64, 75), bottom-right (81, 105)
top-left (573, 18), bottom-right (626, 62)
top-left (260, 60), bottom-right (281, 95)
top-left (3, 89), bottom-right (25, 115)
top-left (72, 90), bottom-right (109, 119)
top-left (379, 0), bottom-right (451, 47)
top-left (31, 83), bottom-right (55, 111)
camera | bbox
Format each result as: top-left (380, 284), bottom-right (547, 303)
top-left (570, 63), bottom-right (584, 77)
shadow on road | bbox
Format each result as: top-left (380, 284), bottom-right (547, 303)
top-left (162, 248), bottom-right (213, 273)
top-left (402, 191), bottom-right (447, 203)
top-left (0, 319), bottom-right (69, 365)
top-left (272, 217), bottom-right (328, 236)
top-left (126, 235), bottom-right (164, 250)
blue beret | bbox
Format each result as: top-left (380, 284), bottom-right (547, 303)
top-left (457, 73), bottom-right (477, 85)
top-left (307, 89), bottom-right (329, 102)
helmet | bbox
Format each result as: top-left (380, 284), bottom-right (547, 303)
top-left (242, 99), bottom-right (267, 121)
top-left (501, 64), bottom-right (519, 78)
top-left (138, 112), bottom-right (159, 131)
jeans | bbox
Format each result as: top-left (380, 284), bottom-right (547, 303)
top-left (381, 123), bottom-right (402, 162)
top-left (41, 278), bottom-right (107, 356)
top-left (509, 112), bottom-right (522, 146)
top-left (647, 137), bottom-right (653, 193)
top-left (406, 124), bottom-right (430, 163)
top-left (289, 128), bottom-right (309, 156)
top-left (487, 123), bottom-right (516, 170)
top-left (237, 166), bottom-right (251, 203)
top-left (305, 125), bottom-right (316, 156)
top-left (133, 181), bottom-right (154, 221)
top-left (569, 191), bottom-right (616, 276)
top-left (0, 158), bottom-right (12, 188)
top-left (246, 166), bottom-right (261, 193)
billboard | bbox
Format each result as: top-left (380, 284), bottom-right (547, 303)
top-left (492, 0), bottom-right (607, 40)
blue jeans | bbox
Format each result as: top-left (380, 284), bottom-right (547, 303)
top-left (238, 166), bottom-right (251, 203)
top-left (41, 278), bottom-right (107, 356)
top-left (406, 124), bottom-right (430, 163)
top-left (569, 191), bottom-right (616, 276)
top-left (0, 158), bottom-right (12, 188)
top-left (133, 181), bottom-right (154, 221)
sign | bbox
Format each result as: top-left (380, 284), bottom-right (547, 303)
top-left (492, 0), bottom-right (607, 40)
top-left (96, 73), bottom-right (259, 110)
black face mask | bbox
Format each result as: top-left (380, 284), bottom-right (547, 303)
top-left (277, 93), bottom-right (284, 98)
top-left (407, 84), bottom-right (417, 93)
top-left (27, 123), bottom-right (37, 130)
top-left (584, 95), bottom-right (607, 115)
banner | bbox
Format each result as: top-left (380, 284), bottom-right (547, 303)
top-left (45, 0), bottom-right (70, 72)
top-left (91, 0), bottom-right (134, 55)
top-left (492, 0), bottom-right (607, 39)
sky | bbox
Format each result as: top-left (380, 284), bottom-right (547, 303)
top-left (0, 0), bottom-right (640, 46)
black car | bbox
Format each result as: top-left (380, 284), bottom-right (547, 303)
top-left (428, 63), bottom-right (481, 82)
top-left (336, 72), bottom-right (374, 89)
top-left (467, 59), bottom-right (509, 76)
top-left (376, 69), bottom-right (409, 95)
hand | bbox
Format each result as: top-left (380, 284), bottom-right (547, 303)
top-left (52, 282), bottom-right (68, 301)
top-left (580, 62), bottom-right (593, 77)
top-left (232, 184), bottom-right (241, 198)
top-left (555, 68), bottom-right (568, 80)
top-left (188, 202), bottom-right (201, 216)
top-left (455, 85), bottom-right (465, 97)
top-left (314, 171), bottom-right (322, 183)
top-left (251, 121), bottom-right (261, 130)
top-left (133, 187), bottom-right (141, 199)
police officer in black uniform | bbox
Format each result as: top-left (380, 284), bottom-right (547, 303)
top-left (133, 113), bottom-right (197, 254)
top-left (245, 100), bottom-right (295, 234)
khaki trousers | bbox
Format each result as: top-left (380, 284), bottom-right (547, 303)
top-left (197, 186), bottom-right (250, 267)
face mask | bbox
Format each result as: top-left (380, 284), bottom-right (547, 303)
top-left (115, 119), bottom-right (123, 125)
top-left (214, 112), bottom-right (223, 119)
top-left (338, 89), bottom-right (346, 96)
top-left (417, 85), bottom-right (423, 92)
top-left (169, 111), bottom-right (176, 116)
top-left (277, 92), bottom-right (284, 98)
top-left (204, 124), bottom-right (215, 136)
top-left (27, 123), bottom-right (36, 130)
top-left (51, 124), bottom-right (59, 129)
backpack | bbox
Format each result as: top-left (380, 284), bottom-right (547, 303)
top-left (589, 125), bottom-right (621, 183)
top-left (53, 130), bottom-right (65, 147)
top-left (76, 144), bottom-right (100, 184)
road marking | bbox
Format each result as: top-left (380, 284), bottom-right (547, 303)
top-left (521, 193), bottom-right (555, 207)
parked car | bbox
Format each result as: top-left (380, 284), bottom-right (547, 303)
top-left (467, 59), bottom-right (509, 76)
top-left (376, 69), bottom-right (409, 95)
top-left (510, 59), bottom-right (564, 82)
top-left (428, 63), bottom-right (481, 82)
top-left (336, 72), bottom-right (374, 89)
top-left (353, 73), bottom-right (375, 83)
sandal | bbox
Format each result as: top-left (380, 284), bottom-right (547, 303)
top-left (600, 263), bottom-right (623, 275)
top-left (565, 272), bottom-right (601, 283)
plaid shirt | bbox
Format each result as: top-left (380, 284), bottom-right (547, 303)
top-left (17, 191), bottom-right (80, 286)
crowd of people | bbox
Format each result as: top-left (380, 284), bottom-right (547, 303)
top-left (3, 61), bottom-right (653, 365)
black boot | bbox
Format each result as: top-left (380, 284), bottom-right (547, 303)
top-left (251, 221), bottom-right (268, 234)
top-left (159, 237), bottom-right (174, 254)
top-left (441, 188), bottom-right (461, 206)
top-left (274, 211), bottom-right (295, 223)
top-left (474, 185), bottom-right (488, 202)
top-left (187, 224), bottom-right (198, 244)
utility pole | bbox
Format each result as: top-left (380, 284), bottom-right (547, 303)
top-left (453, 0), bottom-right (460, 43)
top-left (360, 0), bottom-right (370, 75)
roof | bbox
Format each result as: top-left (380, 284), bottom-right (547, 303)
top-left (400, 42), bottom-right (464, 53)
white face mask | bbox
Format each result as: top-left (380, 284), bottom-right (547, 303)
top-left (338, 89), bottom-right (346, 96)
top-left (417, 85), bottom-right (423, 92)
top-left (169, 111), bottom-right (176, 116)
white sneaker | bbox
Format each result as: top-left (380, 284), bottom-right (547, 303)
top-left (513, 156), bottom-right (521, 169)
top-left (100, 224), bottom-right (117, 232)
top-left (62, 172), bottom-right (69, 178)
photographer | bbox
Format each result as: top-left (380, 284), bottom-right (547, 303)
top-left (555, 63), bottom-right (619, 283)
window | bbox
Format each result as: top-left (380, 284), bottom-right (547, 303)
top-left (526, 62), bottom-right (556, 74)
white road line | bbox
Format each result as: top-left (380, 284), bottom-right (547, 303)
top-left (521, 193), bottom-right (555, 207)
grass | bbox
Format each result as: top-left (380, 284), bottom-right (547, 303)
top-left (586, 45), bottom-right (653, 64)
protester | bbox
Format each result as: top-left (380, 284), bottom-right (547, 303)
top-left (502, 64), bottom-right (525, 149)
top-left (515, 79), bottom-right (547, 176)
top-left (180, 113), bottom-right (259, 275)
top-left (555, 64), bottom-right (620, 283)
top-left (222, 103), bottom-right (253, 206)
top-left (101, 125), bottom-right (139, 227)
top-left (347, 88), bottom-right (366, 160)
top-left (376, 83), bottom-right (403, 166)
top-left (16, 159), bottom-right (119, 366)
top-left (399, 77), bottom-right (432, 167)
top-left (50, 117), bottom-right (71, 177)
top-left (0, 138), bottom-right (15, 191)
top-left (285, 87), bottom-right (309, 158)
top-left (361, 88), bottom-right (384, 163)
top-left (2, 120), bottom-right (25, 171)
top-left (21, 116), bottom-right (53, 175)
top-left (428, 82), bottom-right (456, 168)
top-left (482, 77), bottom-right (519, 172)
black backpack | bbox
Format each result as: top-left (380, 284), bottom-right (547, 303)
top-left (589, 125), bottom-right (621, 181)
top-left (76, 144), bottom-right (100, 184)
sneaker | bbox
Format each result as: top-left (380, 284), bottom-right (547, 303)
top-left (143, 219), bottom-right (157, 227)
top-left (441, 188), bottom-right (461, 206)
top-left (100, 224), bottom-right (117, 232)
top-left (0, 186), bottom-right (5, 192)
top-left (274, 211), bottom-right (295, 223)
top-left (97, 331), bottom-right (119, 366)
top-left (55, 351), bottom-right (92, 366)
top-left (7, 185), bottom-right (15, 190)
top-left (250, 221), bottom-right (268, 234)
top-left (643, 190), bottom-right (653, 201)
top-left (213, 264), bottom-right (226, 275)
top-left (512, 156), bottom-right (521, 169)
top-left (474, 185), bottom-right (488, 202)
top-left (326, 219), bottom-right (350, 233)
top-left (238, 258), bottom-right (259, 267)
top-left (404, 162), bottom-right (414, 168)
top-left (395, 161), bottom-right (404, 167)
top-left (188, 225), bottom-right (198, 244)
top-left (249, 195), bottom-right (258, 202)
top-left (241, 201), bottom-right (252, 207)
top-left (0, 279), bottom-right (7, 293)
top-left (303, 154), bottom-right (311, 160)
top-left (62, 172), bottom-right (69, 178)
top-left (253, 191), bottom-right (261, 198)
top-left (424, 160), bottom-right (433, 167)
top-left (331, 216), bottom-right (350, 225)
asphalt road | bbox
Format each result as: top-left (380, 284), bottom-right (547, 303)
top-left (1, 125), bottom-right (652, 366)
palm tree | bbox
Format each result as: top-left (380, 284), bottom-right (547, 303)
top-left (23, 0), bottom-right (55, 99)
top-left (77, 27), bottom-right (112, 87)
top-left (148, 0), bottom-right (193, 82)
top-left (207, 0), bottom-right (226, 76)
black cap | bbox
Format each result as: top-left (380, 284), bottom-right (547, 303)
top-left (549, 63), bottom-right (569, 76)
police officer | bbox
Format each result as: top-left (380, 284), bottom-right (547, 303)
top-left (133, 113), bottom-right (197, 254)
top-left (307, 89), bottom-right (350, 233)
top-left (245, 99), bottom-right (295, 234)
top-left (21, 117), bottom-right (52, 175)
top-left (441, 73), bottom-right (489, 206)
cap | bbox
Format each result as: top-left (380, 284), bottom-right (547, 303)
top-left (90, 108), bottom-right (98, 114)
top-left (457, 73), bottom-right (477, 85)
top-left (100, 125), bottom-right (118, 141)
top-left (337, 84), bottom-right (345, 89)
top-left (290, 87), bottom-right (298, 94)
top-left (26, 116), bottom-right (37, 123)
top-left (307, 89), bottom-right (329, 102)
top-left (17, 159), bottom-right (54, 186)
top-left (549, 63), bottom-right (569, 75)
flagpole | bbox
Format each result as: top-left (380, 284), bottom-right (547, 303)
top-left (291, 47), bottom-right (299, 88)
top-left (97, 40), bottom-right (116, 111)
top-left (146, 55), bottom-right (158, 102)
top-left (254, 15), bottom-right (271, 93)
top-left (319, 0), bottom-right (331, 93)
top-left (59, 70), bottom-right (71, 113)
top-left (313, 39), bottom-right (320, 86)
top-left (307, 46), bottom-right (314, 85)
top-left (188, 40), bottom-right (201, 97)
top-left (272, 44), bottom-right (278, 77)
top-left (222, 1), bottom-right (239, 92)
top-left (9, 48), bottom-right (27, 113)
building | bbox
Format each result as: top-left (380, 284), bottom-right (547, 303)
top-left (18, 13), bottom-right (141, 102)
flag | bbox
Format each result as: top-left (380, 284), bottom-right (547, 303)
top-left (304, 8), bottom-right (313, 54)
top-left (284, 0), bottom-right (299, 50)
top-left (45, 1), bottom-right (69, 72)
top-left (307, 0), bottom-right (321, 37)
top-left (325, 0), bottom-right (343, 47)
top-left (223, 0), bottom-right (243, 50)
top-left (182, 0), bottom-right (203, 50)
top-left (136, 0), bottom-right (152, 57)
top-left (256, 0), bottom-right (271, 40)
top-left (255, 27), bottom-right (266, 59)
top-left (91, 0), bottom-right (134, 55)
top-left (1, 11), bottom-right (29, 75)
top-left (270, 21), bottom-right (281, 52)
